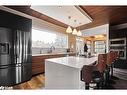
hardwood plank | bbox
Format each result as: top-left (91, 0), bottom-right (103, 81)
top-left (13, 74), bottom-right (45, 89)
top-left (78, 6), bottom-right (127, 30)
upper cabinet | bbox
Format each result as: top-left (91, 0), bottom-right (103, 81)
top-left (0, 10), bottom-right (32, 32)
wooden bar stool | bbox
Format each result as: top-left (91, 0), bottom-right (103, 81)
top-left (114, 51), bottom-right (119, 61)
top-left (81, 54), bottom-right (107, 89)
top-left (105, 51), bottom-right (119, 86)
top-left (108, 51), bottom-right (119, 77)
top-left (105, 52), bottom-right (114, 80)
top-left (106, 51), bottom-right (114, 74)
top-left (111, 51), bottom-right (119, 79)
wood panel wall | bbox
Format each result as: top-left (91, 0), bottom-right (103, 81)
top-left (68, 34), bottom-right (76, 52)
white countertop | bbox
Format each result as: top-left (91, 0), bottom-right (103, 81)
top-left (45, 56), bottom-right (97, 69)
top-left (32, 52), bottom-right (76, 56)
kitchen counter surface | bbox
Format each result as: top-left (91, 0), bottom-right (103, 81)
top-left (32, 52), bottom-right (76, 56)
top-left (46, 56), bottom-right (97, 69)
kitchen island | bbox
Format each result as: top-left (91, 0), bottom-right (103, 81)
top-left (45, 56), bottom-right (97, 89)
top-left (32, 53), bottom-right (76, 75)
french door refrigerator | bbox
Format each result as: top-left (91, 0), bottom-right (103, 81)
top-left (0, 27), bottom-right (32, 86)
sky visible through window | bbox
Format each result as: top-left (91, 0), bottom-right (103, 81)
top-left (32, 29), bottom-right (57, 44)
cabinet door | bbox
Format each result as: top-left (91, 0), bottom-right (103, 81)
top-left (32, 56), bottom-right (45, 75)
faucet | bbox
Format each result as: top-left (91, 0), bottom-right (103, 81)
top-left (48, 46), bottom-right (55, 53)
top-left (39, 48), bottom-right (43, 54)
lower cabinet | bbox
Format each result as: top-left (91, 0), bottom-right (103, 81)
top-left (32, 53), bottom-right (75, 76)
top-left (32, 53), bottom-right (76, 76)
top-left (32, 56), bottom-right (47, 75)
top-left (32, 62), bottom-right (45, 75)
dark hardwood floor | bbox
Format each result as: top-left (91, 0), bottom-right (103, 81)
top-left (112, 79), bottom-right (127, 89)
top-left (13, 74), bottom-right (45, 89)
top-left (13, 72), bottom-right (127, 89)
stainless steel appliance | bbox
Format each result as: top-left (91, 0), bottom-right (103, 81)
top-left (0, 27), bottom-right (32, 86)
top-left (109, 38), bottom-right (126, 59)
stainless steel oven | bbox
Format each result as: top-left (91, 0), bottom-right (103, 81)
top-left (109, 38), bottom-right (126, 59)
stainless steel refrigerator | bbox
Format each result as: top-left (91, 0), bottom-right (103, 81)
top-left (0, 27), bottom-right (32, 86)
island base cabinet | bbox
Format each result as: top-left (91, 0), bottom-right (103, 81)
top-left (45, 61), bottom-right (84, 89)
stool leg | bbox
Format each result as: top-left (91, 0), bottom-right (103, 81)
top-left (85, 83), bottom-right (89, 89)
top-left (105, 67), bottom-right (110, 87)
top-left (111, 64), bottom-right (119, 80)
top-left (111, 64), bottom-right (113, 77)
top-left (96, 83), bottom-right (100, 89)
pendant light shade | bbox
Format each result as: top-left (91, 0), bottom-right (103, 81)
top-left (72, 28), bottom-right (78, 35)
top-left (66, 18), bottom-right (82, 36)
top-left (77, 30), bottom-right (82, 36)
top-left (66, 26), bottom-right (72, 33)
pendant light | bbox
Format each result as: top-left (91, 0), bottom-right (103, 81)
top-left (77, 23), bottom-right (82, 36)
top-left (66, 18), bottom-right (82, 36)
top-left (66, 26), bottom-right (72, 33)
top-left (77, 30), bottom-right (82, 36)
top-left (66, 16), bottom-right (72, 33)
top-left (72, 29), bottom-right (78, 35)
top-left (72, 20), bottom-right (78, 35)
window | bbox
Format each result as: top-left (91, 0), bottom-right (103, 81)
top-left (76, 37), bottom-right (84, 54)
top-left (32, 28), bottom-right (68, 54)
top-left (86, 41), bottom-right (91, 53)
top-left (95, 41), bottom-right (106, 54)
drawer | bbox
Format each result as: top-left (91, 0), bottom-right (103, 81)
top-left (32, 56), bottom-right (48, 63)
top-left (32, 62), bottom-right (44, 69)
top-left (32, 67), bottom-right (44, 75)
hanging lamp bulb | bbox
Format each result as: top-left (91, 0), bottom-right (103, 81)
top-left (66, 26), bottom-right (72, 33)
top-left (72, 19), bottom-right (78, 35)
top-left (72, 28), bottom-right (78, 35)
top-left (66, 16), bottom-right (72, 33)
top-left (77, 30), bottom-right (82, 36)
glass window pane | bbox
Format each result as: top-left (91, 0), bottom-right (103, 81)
top-left (32, 28), bottom-right (68, 54)
top-left (95, 41), bottom-right (106, 54)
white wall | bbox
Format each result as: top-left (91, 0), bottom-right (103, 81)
top-left (32, 17), bottom-right (66, 34)
top-left (82, 24), bottom-right (109, 37)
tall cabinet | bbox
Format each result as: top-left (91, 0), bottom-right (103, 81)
top-left (109, 23), bottom-right (127, 69)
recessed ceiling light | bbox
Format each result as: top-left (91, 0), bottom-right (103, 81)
top-left (58, 6), bottom-right (62, 8)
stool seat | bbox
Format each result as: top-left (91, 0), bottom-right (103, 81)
top-left (81, 54), bottom-right (107, 89)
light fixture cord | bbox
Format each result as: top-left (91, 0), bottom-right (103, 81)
top-left (68, 16), bottom-right (71, 26)
top-left (74, 19), bottom-right (77, 28)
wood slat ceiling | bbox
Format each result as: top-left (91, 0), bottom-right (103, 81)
top-left (78, 6), bottom-right (127, 30)
top-left (5, 6), bottom-right (127, 30)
